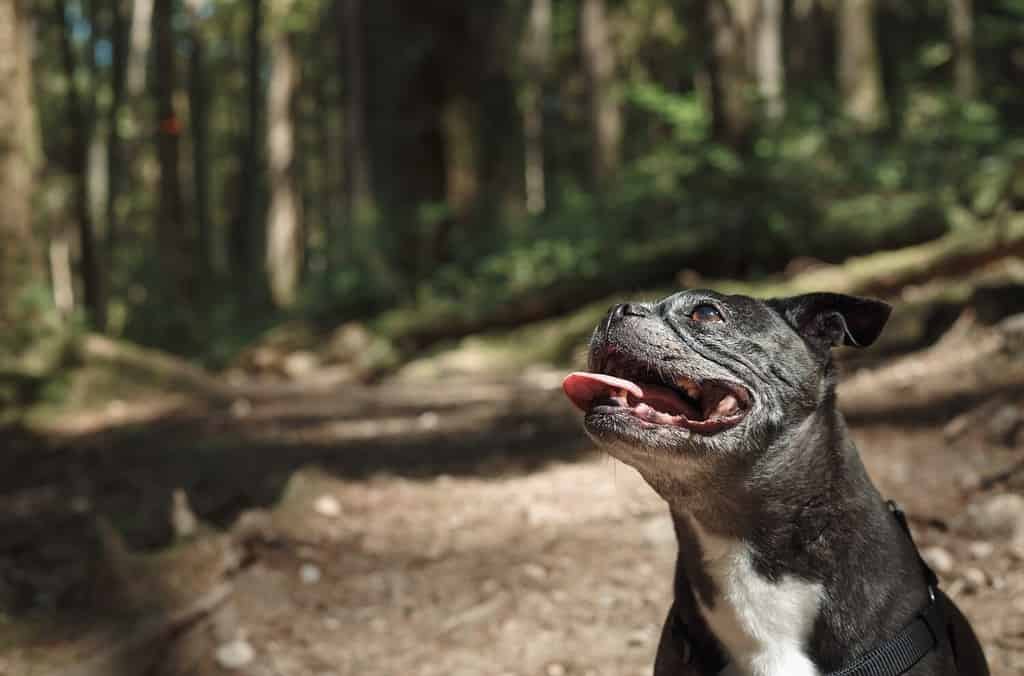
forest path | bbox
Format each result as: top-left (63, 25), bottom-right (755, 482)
top-left (2, 317), bottom-right (1024, 676)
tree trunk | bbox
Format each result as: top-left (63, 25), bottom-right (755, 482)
top-left (153, 0), bottom-right (194, 303)
top-left (441, 97), bottom-right (479, 225)
top-left (837, 0), bottom-right (885, 129)
top-left (948, 0), bottom-right (976, 100)
top-left (186, 0), bottom-right (212, 279)
top-left (754, 0), bottom-right (784, 121)
top-left (58, 0), bottom-right (106, 330)
top-left (125, 0), bottom-right (153, 99)
top-left (580, 0), bottom-right (621, 184)
top-left (232, 0), bottom-right (264, 301)
top-left (265, 30), bottom-right (302, 308)
top-left (706, 0), bottom-right (756, 148)
top-left (786, 0), bottom-right (833, 94)
top-left (106, 0), bottom-right (129, 260)
top-left (339, 0), bottom-right (374, 232)
top-left (521, 0), bottom-right (550, 214)
top-left (0, 0), bottom-right (42, 330)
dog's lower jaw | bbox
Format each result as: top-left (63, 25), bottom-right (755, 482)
top-left (684, 515), bottom-right (823, 676)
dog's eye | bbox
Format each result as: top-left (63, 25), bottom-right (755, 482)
top-left (690, 304), bottom-right (723, 323)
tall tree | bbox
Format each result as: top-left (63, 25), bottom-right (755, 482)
top-left (106, 0), bottom-right (129, 259)
top-left (705, 0), bottom-right (754, 148)
top-left (57, 0), bottom-right (106, 329)
top-left (265, 22), bottom-right (302, 308)
top-left (0, 0), bottom-right (42, 330)
top-left (948, 0), bottom-right (976, 100)
top-left (125, 0), bottom-right (153, 98)
top-left (153, 0), bottom-right (195, 302)
top-left (755, 0), bottom-right (784, 121)
top-left (580, 0), bottom-right (621, 183)
top-left (186, 0), bottom-right (212, 279)
top-left (232, 0), bottom-right (264, 300)
top-left (521, 0), bottom-right (550, 214)
top-left (339, 0), bottom-right (374, 239)
top-left (837, 0), bottom-right (885, 129)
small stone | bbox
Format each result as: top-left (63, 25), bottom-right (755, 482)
top-left (323, 616), bottom-right (341, 630)
top-left (70, 495), bottom-right (91, 514)
top-left (545, 663), bottom-right (566, 676)
top-left (986, 405), bottom-right (1023, 446)
top-left (943, 413), bottom-right (971, 441)
top-left (967, 493), bottom-right (1024, 541)
top-left (921, 546), bottom-right (955, 575)
top-left (418, 411), bottom-right (440, 430)
top-left (230, 399), bottom-right (252, 418)
top-left (314, 495), bottom-right (342, 518)
top-left (282, 351), bottom-right (319, 378)
top-left (967, 541), bottom-right (995, 560)
top-left (171, 488), bottom-right (198, 539)
top-left (300, 563), bottom-right (321, 585)
top-left (961, 567), bottom-right (988, 593)
top-left (215, 639), bottom-right (255, 670)
top-left (522, 563), bottom-right (547, 581)
top-left (627, 629), bottom-right (650, 647)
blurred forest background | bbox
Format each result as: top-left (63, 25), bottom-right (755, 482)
top-left (3, 0), bottom-right (1024, 675)
top-left (2, 0), bottom-right (1023, 374)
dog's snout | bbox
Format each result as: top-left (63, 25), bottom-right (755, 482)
top-left (611, 303), bottom-right (650, 320)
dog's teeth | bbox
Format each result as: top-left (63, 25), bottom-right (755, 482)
top-left (715, 394), bottom-right (739, 416)
top-left (676, 378), bottom-right (700, 398)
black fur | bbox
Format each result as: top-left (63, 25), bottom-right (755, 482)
top-left (578, 289), bottom-right (988, 676)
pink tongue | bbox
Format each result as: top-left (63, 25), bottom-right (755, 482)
top-left (562, 372), bottom-right (643, 412)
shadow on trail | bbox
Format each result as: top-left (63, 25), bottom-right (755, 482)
top-left (0, 379), bottom-right (594, 674)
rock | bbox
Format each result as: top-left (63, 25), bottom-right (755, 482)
top-left (986, 404), bottom-right (1023, 446)
top-left (967, 540), bottom-right (995, 560)
top-left (230, 398), bottom-right (252, 418)
top-left (215, 639), bottom-right (255, 670)
top-left (545, 663), bottom-right (566, 676)
top-left (417, 411), bottom-right (440, 430)
top-left (300, 563), bottom-right (321, 585)
top-left (921, 546), bottom-right (955, 575)
top-left (966, 493), bottom-right (1024, 541)
top-left (327, 322), bottom-right (375, 362)
top-left (627, 629), bottom-right (650, 647)
top-left (171, 488), bottom-right (198, 539)
top-left (943, 413), bottom-right (971, 441)
top-left (522, 563), bottom-right (547, 581)
top-left (313, 495), bottom-right (342, 518)
top-left (961, 567), bottom-right (989, 593)
top-left (282, 351), bottom-right (319, 379)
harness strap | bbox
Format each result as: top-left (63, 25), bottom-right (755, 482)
top-left (668, 501), bottom-right (946, 676)
top-left (827, 501), bottom-right (945, 676)
top-left (828, 591), bottom-right (943, 676)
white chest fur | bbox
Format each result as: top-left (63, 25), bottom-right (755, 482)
top-left (687, 518), bottom-right (824, 676)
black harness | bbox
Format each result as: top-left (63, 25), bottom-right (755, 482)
top-left (669, 501), bottom-right (948, 676)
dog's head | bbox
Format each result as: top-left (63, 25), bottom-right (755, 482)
top-left (563, 290), bottom-right (891, 499)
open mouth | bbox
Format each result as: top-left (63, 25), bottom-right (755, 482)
top-left (562, 359), bottom-right (751, 434)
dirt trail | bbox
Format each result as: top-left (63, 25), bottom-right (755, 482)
top-left (1, 319), bottom-right (1024, 676)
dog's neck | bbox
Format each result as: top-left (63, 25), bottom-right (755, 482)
top-left (661, 406), bottom-right (932, 675)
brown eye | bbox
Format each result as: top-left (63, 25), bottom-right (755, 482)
top-left (691, 304), bottom-right (723, 322)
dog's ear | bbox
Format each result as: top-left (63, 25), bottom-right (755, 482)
top-left (768, 293), bottom-right (892, 349)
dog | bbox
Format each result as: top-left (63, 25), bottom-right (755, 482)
top-left (562, 290), bottom-right (988, 676)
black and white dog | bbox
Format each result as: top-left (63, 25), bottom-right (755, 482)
top-left (563, 291), bottom-right (988, 676)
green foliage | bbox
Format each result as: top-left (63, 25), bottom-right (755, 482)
top-left (12, 0), bottom-right (1024, 373)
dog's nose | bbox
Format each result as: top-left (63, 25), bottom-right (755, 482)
top-left (611, 303), bottom-right (650, 320)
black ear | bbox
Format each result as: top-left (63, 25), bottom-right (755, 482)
top-left (767, 293), bottom-right (892, 349)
